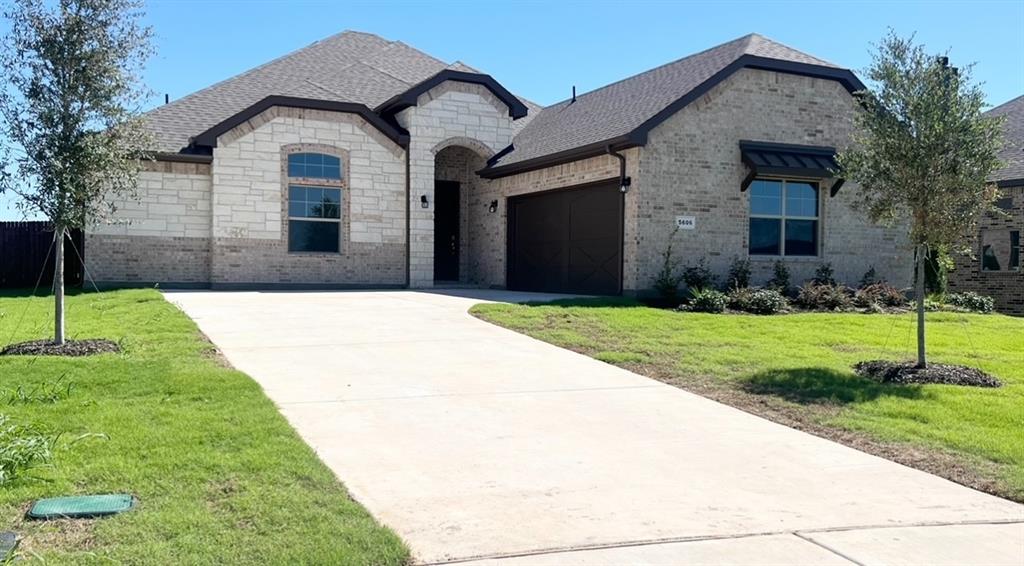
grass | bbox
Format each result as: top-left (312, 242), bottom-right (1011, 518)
top-left (0, 289), bottom-right (407, 564)
top-left (471, 297), bottom-right (1024, 501)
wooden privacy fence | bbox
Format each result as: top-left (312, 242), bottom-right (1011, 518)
top-left (0, 221), bottom-right (83, 289)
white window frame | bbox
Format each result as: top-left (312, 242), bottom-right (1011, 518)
top-left (749, 177), bottom-right (822, 257)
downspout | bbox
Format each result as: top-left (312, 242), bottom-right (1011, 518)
top-left (404, 143), bottom-right (411, 288)
top-left (607, 145), bottom-right (630, 193)
top-left (607, 145), bottom-right (630, 295)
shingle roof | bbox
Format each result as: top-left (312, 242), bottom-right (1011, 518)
top-left (487, 33), bottom-right (848, 171)
top-left (986, 94), bottom-right (1024, 185)
top-left (145, 31), bottom-right (526, 153)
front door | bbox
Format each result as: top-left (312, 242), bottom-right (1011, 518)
top-left (433, 180), bottom-right (460, 281)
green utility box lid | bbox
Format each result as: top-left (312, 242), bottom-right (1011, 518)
top-left (27, 494), bottom-right (136, 520)
top-left (0, 531), bottom-right (17, 561)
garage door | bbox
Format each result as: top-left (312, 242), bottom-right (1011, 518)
top-left (508, 180), bottom-right (623, 295)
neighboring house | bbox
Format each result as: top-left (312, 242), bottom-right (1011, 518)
top-left (86, 31), bottom-right (911, 295)
top-left (948, 95), bottom-right (1024, 314)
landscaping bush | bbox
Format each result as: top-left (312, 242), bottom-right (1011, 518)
top-left (682, 257), bottom-right (716, 291)
top-left (813, 262), bottom-right (837, 286)
top-left (653, 231), bottom-right (685, 303)
top-left (859, 266), bottom-right (883, 288)
top-left (946, 291), bottom-right (995, 313)
top-left (767, 260), bottom-right (791, 295)
top-left (0, 414), bottom-right (56, 485)
top-left (854, 283), bottom-right (907, 308)
top-left (725, 256), bottom-right (751, 290)
top-left (689, 288), bottom-right (728, 313)
top-left (795, 282), bottom-right (853, 311)
top-left (729, 287), bottom-right (788, 314)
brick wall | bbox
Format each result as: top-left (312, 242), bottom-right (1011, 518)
top-left (948, 185), bottom-right (1023, 315)
top-left (635, 67), bottom-right (911, 292)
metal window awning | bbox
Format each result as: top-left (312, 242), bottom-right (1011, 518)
top-left (740, 140), bottom-right (844, 196)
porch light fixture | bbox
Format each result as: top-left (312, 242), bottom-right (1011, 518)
top-left (488, 200), bottom-right (498, 213)
top-left (420, 195), bottom-right (429, 209)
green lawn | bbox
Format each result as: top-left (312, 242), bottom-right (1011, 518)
top-left (472, 298), bottom-right (1024, 502)
top-left (0, 289), bottom-right (407, 564)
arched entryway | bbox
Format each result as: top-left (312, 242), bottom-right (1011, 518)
top-left (432, 141), bottom-right (494, 285)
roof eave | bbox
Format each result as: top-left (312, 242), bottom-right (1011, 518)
top-left (375, 69), bottom-right (529, 120)
top-left (995, 177), bottom-right (1024, 188)
top-left (188, 95), bottom-right (410, 151)
top-left (483, 56), bottom-right (864, 179)
top-left (477, 136), bottom-right (638, 179)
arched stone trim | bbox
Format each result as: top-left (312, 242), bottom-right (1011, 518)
top-left (431, 136), bottom-right (495, 159)
top-left (279, 143), bottom-right (350, 255)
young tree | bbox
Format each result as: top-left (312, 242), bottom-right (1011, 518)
top-left (838, 32), bottom-right (1004, 368)
top-left (0, 0), bottom-right (153, 344)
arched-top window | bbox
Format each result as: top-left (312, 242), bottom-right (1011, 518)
top-left (286, 151), bottom-right (344, 253)
top-left (288, 152), bottom-right (342, 180)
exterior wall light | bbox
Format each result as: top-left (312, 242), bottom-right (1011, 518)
top-left (488, 200), bottom-right (498, 213)
top-left (420, 195), bottom-right (429, 209)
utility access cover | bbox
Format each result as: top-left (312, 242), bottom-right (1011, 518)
top-left (27, 494), bottom-right (136, 520)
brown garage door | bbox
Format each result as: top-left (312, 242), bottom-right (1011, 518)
top-left (508, 180), bottom-right (623, 295)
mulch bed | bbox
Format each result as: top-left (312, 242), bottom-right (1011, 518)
top-left (854, 360), bottom-right (1002, 388)
top-left (0, 339), bottom-right (120, 357)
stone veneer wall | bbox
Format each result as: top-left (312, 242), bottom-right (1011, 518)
top-left (209, 107), bottom-right (406, 286)
top-left (396, 82), bottom-right (516, 287)
top-left (86, 160), bottom-right (212, 285)
top-left (948, 184), bottom-right (1023, 315)
top-left (635, 67), bottom-right (911, 291)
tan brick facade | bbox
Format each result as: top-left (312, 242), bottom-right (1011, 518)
top-left (949, 185), bottom-right (1023, 315)
top-left (633, 68), bottom-right (911, 291)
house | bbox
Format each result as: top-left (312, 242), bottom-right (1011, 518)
top-left (86, 31), bottom-right (911, 295)
top-left (948, 95), bottom-right (1023, 314)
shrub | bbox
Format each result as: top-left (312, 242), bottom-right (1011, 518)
top-left (653, 229), bottom-right (685, 303)
top-left (946, 292), bottom-right (995, 313)
top-left (767, 260), bottom-right (791, 294)
top-left (813, 262), bottom-right (837, 286)
top-left (795, 282), bottom-right (853, 311)
top-left (682, 257), bottom-right (716, 291)
top-left (689, 288), bottom-right (728, 313)
top-left (730, 287), bottom-right (788, 314)
top-left (854, 283), bottom-right (907, 308)
top-left (0, 414), bottom-right (56, 485)
top-left (859, 266), bottom-right (883, 288)
top-left (725, 256), bottom-right (751, 290)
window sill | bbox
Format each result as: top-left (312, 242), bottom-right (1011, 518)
top-left (980, 270), bottom-right (1022, 275)
top-left (749, 255), bottom-right (820, 263)
top-left (287, 251), bottom-right (343, 256)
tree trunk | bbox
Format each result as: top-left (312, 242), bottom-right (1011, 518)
top-left (54, 226), bottom-right (66, 345)
top-left (915, 243), bottom-right (927, 368)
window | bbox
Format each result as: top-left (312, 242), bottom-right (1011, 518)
top-left (286, 152), bottom-right (343, 253)
top-left (288, 152), bottom-right (342, 180)
top-left (981, 229), bottom-right (1021, 272)
top-left (748, 179), bottom-right (819, 256)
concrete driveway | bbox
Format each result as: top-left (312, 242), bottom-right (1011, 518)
top-left (166, 289), bottom-right (1024, 565)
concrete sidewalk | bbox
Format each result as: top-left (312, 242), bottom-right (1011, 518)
top-left (166, 289), bottom-right (1024, 565)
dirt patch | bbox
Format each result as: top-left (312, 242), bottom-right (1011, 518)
top-left (854, 360), bottom-right (1002, 388)
top-left (0, 339), bottom-right (120, 357)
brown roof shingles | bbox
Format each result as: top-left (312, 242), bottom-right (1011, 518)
top-left (987, 94), bottom-right (1024, 185)
top-left (490, 33), bottom-right (843, 168)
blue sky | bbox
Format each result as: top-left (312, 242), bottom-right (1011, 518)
top-left (2, 0), bottom-right (1022, 219)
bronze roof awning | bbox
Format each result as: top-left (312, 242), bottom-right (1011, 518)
top-left (740, 140), bottom-right (844, 196)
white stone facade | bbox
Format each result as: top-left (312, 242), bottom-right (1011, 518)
top-left (395, 81), bottom-right (516, 287)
